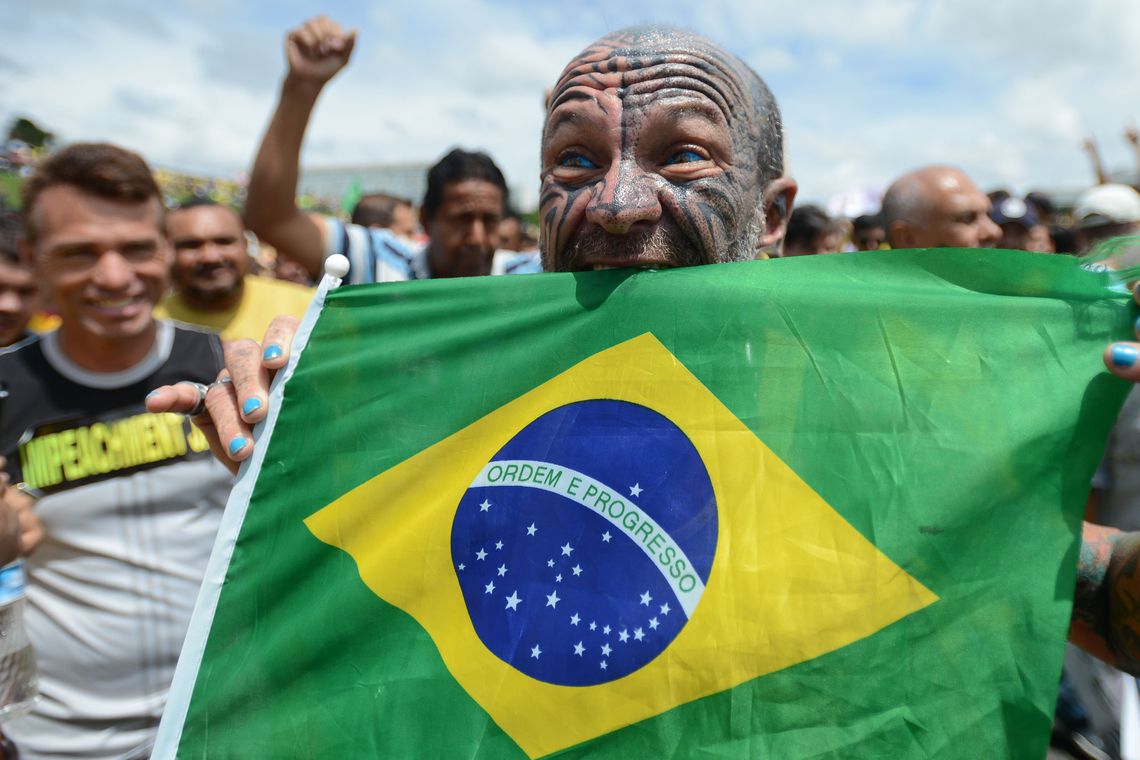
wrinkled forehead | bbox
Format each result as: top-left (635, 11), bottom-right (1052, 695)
top-left (548, 27), bottom-right (754, 125)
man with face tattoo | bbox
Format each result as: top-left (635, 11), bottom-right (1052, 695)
top-left (150, 22), bottom-right (1140, 692)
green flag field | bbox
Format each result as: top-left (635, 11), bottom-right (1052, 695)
top-left (155, 249), bottom-right (1134, 758)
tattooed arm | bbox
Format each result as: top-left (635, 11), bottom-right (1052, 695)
top-left (1071, 521), bottom-right (1140, 674)
top-left (244, 16), bottom-right (355, 279)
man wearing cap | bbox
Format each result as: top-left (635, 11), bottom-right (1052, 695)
top-left (1075, 183), bottom-right (1140, 254)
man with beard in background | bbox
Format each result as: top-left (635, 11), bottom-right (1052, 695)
top-left (155, 199), bottom-right (312, 343)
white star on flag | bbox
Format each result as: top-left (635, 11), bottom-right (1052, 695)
top-left (574, 642), bottom-right (585, 656)
top-left (561, 542), bottom-right (574, 557)
top-left (618, 629), bottom-right (630, 643)
top-left (457, 563), bottom-right (465, 570)
top-left (629, 483), bottom-right (643, 497)
top-left (479, 500), bottom-right (491, 512)
top-left (602, 531), bottom-right (612, 543)
top-left (495, 541), bottom-right (504, 550)
top-left (660, 603), bottom-right (671, 616)
top-left (640, 591), bottom-right (653, 606)
top-left (526, 523), bottom-right (537, 536)
top-left (476, 549), bottom-right (487, 561)
top-left (505, 591), bottom-right (521, 611)
top-left (603, 625), bottom-right (611, 635)
top-left (555, 573), bottom-right (563, 583)
top-left (570, 613), bottom-right (581, 626)
top-left (571, 564), bottom-right (583, 576)
top-left (497, 564), bottom-right (508, 577)
top-left (601, 643), bottom-right (612, 656)
top-left (634, 627), bottom-right (645, 641)
top-left (547, 559), bottom-right (555, 568)
top-left (546, 590), bottom-right (561, 608)
top-left (589, 622), bottom-right (597, 631)
top-left (600, 661), bottom-right (608, 670)
top-left (484, 581), bottom-right (495, 594)
top-left (531, 645), bottom-right (542, 659)
top-left (649, 617), bottom-right (659, 630)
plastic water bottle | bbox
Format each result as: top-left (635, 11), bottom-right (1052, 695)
top-left (0, 561), bottom-right (38, 720)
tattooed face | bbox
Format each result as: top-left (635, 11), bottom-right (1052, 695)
top-left (540, 27), bottom-right (793, 273)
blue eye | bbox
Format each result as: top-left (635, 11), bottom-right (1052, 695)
top-left (666, 150), bottom-right (704, 165)
top-left (559, 153), bottom-right (599, 169)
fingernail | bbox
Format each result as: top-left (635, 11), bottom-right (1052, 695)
top-left (1112, 345), bottom-right (1139, 368)
top-left (229, 437), bottom-right (248, 456)
top-left (145, 390), bottom-right (159, 399)
top-left (263, 344), bottom-right (283, 361)
top-left (242, 398), bottom-right (262, 415)
top-left (1134, 315), bottom-right (1140, 334)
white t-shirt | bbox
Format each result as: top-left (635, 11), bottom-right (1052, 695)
top-left (0, 323), bottom-right (232, 759)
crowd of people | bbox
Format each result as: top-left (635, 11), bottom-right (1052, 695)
top-left (1, 13), bottom-right (1140, 760)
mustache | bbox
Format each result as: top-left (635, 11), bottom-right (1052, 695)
top-left (190, 261), bottom-right (237, 274)
top-left (549, 223), bottom-right (709, 273)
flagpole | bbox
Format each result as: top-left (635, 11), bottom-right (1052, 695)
top-left (152, 254), bottom-right (351, 757)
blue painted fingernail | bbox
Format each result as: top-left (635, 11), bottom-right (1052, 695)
top-left (228, 437), bottom-right (248, 455)
top-left (263, 344), bottom-right (283, 361)
top-left (242, 397), bottom-right (262, 415)
top-left (145, 390), bottom-right (159, 399)
top-left (1112, 345), bottom-right (1139, 368)
top-left (1134, 315), bottom-right (1140, 334)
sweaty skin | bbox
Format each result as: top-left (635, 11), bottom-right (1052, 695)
top-left (883, 166), bottom-right (1001, 249)
top-left (539, 27), bottom-right (791, 272)
top-left (167, 205), bottom-right (249, 311)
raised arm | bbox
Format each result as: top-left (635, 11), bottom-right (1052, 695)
top-left (1126, 125), bottom-right (1140, 180)
top-left (1082, 136), bottom-right (1110, 186)
top-left (244, 16), bottom-right (356, 279)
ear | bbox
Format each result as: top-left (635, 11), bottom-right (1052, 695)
top-left (756, 175), bottom-right (797, 256)
top-left (887, 220), bottom-right (914, 250)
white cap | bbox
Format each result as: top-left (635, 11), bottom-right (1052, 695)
top-left (1074, 183), bottom-right (1140, 229)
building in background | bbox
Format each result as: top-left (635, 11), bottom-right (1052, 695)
top-left (299, 162), bottom-right (431, 214)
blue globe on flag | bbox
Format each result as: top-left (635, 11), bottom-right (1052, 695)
top-left (451, 399), bottom-right (718, 686)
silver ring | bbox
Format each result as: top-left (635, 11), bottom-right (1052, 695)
top-left (208, 375), bottom-right (234, 392)
top-left (183, 382), bottom-right (209, 417)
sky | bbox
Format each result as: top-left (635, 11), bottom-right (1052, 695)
top-left (2, 0), bottom-right (1139, 211)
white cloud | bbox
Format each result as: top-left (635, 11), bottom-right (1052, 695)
top-left (1, 0), bottom-right (1137, 212)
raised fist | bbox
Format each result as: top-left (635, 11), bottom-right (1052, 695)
top-left (285, 15), bottom-right (357, 86)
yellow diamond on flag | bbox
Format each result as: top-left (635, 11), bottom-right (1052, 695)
top-left (305, 332), bottom-right (938, 758)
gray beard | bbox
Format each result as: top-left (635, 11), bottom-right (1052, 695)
top-left (541, 216), bottom-right (764, 272)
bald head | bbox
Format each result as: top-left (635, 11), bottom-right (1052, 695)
top-left (882, 166), bottom-right (1000, 250)
top-left (538, 26), bottom-right (796, 272)
top-left (550, 26), bottom-right (785, 188)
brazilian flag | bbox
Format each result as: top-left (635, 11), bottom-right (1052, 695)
top-left (156, 249), bottom-right (1133, 758)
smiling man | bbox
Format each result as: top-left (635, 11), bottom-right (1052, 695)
top-left (0, 143), bottom-right (232, 760)
top-left (155, 199), bottom-right (312, 342)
